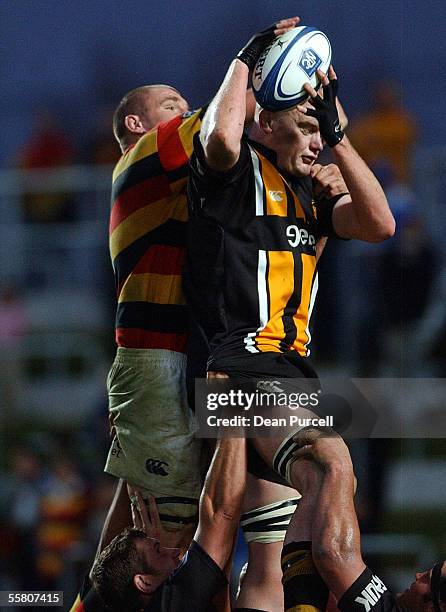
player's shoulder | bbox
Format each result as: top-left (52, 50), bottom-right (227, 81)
top-left (168, 540), bottom-right (226, 587)
top-left (144, 541), bottom-right (226, 611)
top-left (112, 128), bottom-right (158, 182)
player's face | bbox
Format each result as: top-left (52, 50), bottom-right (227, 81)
top-left (397, 561), bottom-right (446, 611)
top-left (136, 536), bottom-right (181, 590)
top-left (141, 86), bottom-right (189, 129)
top-left (272, 104), bottom-right (323, 177)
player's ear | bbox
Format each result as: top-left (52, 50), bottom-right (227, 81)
top-left (124, 114), bottom-right (146, 135)
top-left (134, 573), bottom-right (154, 594)
top-left (258, 109), bottom-right (274, 134)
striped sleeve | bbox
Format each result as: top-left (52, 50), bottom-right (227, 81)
top-left (157, 109), bottom-right (204, 174)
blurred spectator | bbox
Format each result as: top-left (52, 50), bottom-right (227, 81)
top-left (8, 447), bottom-right (45, 589)
top-left (17, 108), bottom-right (77, 223)
top-left (85, 474), bottom-right (116, 546)
top-left (83, 107), bottom-right (120, 165)
top-left (0, 285), bottom-right (27, 417)
top-left (352, 176), bottom-right (435, 376)
top-left (380, 185), bottom-right (436, 370)
top-left (349, 80), bottom-right (418, 184)
top-left (36, 456), bottom-right (88, 589)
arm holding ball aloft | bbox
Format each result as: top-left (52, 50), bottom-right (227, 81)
top-left (299, 67), bottom-right (395, 242)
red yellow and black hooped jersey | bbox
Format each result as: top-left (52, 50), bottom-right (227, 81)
top-left (185, 135), bottom-right (341, 365)
top-left (110, 108), bottom-right (205, 352)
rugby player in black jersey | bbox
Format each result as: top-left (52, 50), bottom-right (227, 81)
top-left (185, 19), bottom-right (396, 612)
top-left (288, 432), bottom-right (446, 612)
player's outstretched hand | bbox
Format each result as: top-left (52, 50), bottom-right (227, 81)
top-left (128, 487), bottom-right (161, 539)
top-left (237, 17), bottom-right (300, 71)
top-left (310, 163), bottom-right (348, 199)
top-left (128, 487), bottom-right (193, 553)
top-left (298, 66), bottom-right (344, 147)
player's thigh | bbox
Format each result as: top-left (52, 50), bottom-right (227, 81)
top-left (242, 473), bottom-right (297, 513)
top-left (105, 348), bottom-right (205, 501)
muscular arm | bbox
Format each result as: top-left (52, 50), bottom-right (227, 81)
top-left (310, 452), bottom-right (366, 600)
top-left (301, 68), bottom-right (395, 242)
top-left (194, 437), bottom-right (247, 570)
top-left (200, 59), bottom-right (249, 171)
top-left (201, 18), bottom-right (299, 172)
top-left (331, 135), bottom-right (396, 242)
top-left (245, 88), bottom-right (257, 125)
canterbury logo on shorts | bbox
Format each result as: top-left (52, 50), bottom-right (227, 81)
top-left (145, 458), bottom-right (170, 476)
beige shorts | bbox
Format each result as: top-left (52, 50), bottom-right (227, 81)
top-left (105, 347), bottom-right (205, 523)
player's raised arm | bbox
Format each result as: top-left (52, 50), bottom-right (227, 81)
top-left (293, 434), bottom-right (366, 600)
top-left (299, 67), bottom-right (396, 242)
top-left (201, 18), bottom-right (300, 171)
top-left (194, 436), bottom-right (246, 570)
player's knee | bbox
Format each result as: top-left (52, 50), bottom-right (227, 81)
top-left (289, 457), bottom-right (322, 495)
top-left (272, 427), bottom-right (329, 488)
top-left (272, 430), bottom-right (313, 486)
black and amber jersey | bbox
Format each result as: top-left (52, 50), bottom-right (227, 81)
top-left (185, 135), bottom-right (340, 365)
top-left (110, 108), bottom-right (204, 353)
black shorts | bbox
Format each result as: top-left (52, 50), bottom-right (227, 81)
top-left (209, 351), bottom-right (320, 486)
top-left (210, 350), bottom-right (319, 380)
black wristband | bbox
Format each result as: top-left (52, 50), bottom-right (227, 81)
top-left (236, 25), bottom-right (277, 72)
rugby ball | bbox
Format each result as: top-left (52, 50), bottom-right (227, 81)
top-left (252, 26), bottom-right (332, 111)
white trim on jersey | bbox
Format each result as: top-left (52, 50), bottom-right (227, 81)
top-left (258, 249), bottom-right (269, 328)
top-left (243, 249), bottom-right (269, 353)
top-left (249, 146), bottom-right (264, 216)
top-left (244, 332), bottom-right (258, 353)
top-left (304, 272), bottom-right (319, 356)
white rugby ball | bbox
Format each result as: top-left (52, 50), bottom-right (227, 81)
top-left (252, 26), bottom-right (332, 111)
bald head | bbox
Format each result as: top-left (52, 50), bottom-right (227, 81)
top-left (112, 85), bottom-right (189, 152)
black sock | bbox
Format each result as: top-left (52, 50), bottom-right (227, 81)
top-left (281, 541), bottom-right (328, 612)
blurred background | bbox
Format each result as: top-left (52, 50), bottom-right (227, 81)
top-left (0, 0), bottom-right (445, 606)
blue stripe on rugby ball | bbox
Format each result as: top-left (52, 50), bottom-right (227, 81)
top-left (254, 26), bottom-right (317, 110)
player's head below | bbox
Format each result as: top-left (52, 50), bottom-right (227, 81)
top-left (397, 560), bottom-right (446, 611)
top-left (113, 84), bottom-right (189, 153)
top-left (251, 99), bottom-right (323, 178)
top-left (91, 527), bottom-right (181, 611)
